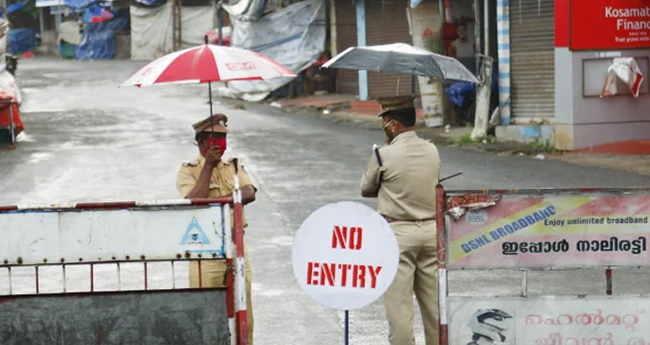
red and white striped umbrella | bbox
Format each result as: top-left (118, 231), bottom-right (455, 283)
top-left (123, 44), bottom-right (296, 87)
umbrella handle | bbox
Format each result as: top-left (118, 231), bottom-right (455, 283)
top-left (204, 35), bottom-right (208, 45)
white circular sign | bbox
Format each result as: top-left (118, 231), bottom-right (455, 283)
top-left (292, 201), bottom-right (399, 310)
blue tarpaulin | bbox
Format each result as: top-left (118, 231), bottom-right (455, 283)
top-left (6, 1), bottom-right (28, 14)
top-left (445, 65), bottom-right (499, 107)
top-left (83, 5), bottom-right (114, 23)
top-left (64, 0), bottom-right (93, 10)
top-left (75, 17), bottom-right (127, 60)
top-left (132, 0), bottom-right (163, 6)
top-left (8, 28), bottom-right (36, 54)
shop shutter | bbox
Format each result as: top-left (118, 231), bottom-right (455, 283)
top-left (510, 0), bottom-right (555, 119)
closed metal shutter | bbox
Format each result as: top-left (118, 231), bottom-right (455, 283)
top-left (335, 0), bottom-right (417, 98)
top-left (510, 0), bottom-right (555, 119)
top-left (335, 0), bottom-right (359, 95)
top-left (366, 0), bottom-right (418, 98)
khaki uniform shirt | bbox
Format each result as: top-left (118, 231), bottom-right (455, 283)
top-left (361, 131), bottom-right (440, 221)
top-left (177, 155), bottom-right (255, 226)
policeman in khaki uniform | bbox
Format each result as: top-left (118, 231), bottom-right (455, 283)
top-left (361, 96), bottom-right (441, 345)
top-left (176, 114), bottom-right (256, 344)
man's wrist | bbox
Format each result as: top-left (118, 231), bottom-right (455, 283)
top-left (204, 160), bottom-right (220, 169)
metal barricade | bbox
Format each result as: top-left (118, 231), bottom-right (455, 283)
top-left (0, 197), bottom-right (248, 345)
top-left (436, 187), bottom-right (650, 345)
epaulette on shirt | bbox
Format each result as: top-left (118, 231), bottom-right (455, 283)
top-left (181, 157), bottom-right (239, 168)
top-left (182, 159), bottom-right (200, 167)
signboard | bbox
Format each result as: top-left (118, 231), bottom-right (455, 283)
top-left (449, 296), bottom-right (650, 345)
top-left (36, 0), bottom-right (62, 7)
top-left (292, 202), bottom-right (399, 310)
top-left (447, 193), bottom-right (650, 269)
top-left (0, 205), bottom-right (228, 265)
top-left (571, 0), bottom-right (650, 50)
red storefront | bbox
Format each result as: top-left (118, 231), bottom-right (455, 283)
top-left (553, 0), bottom-right (650, 150)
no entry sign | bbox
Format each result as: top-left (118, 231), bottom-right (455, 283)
top-left (292, 202), bottom-right (399, 310)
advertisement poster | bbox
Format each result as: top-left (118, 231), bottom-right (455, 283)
top-left (571, 0), bottom-right (650, 50)
top-left (449, 296), bottom-right (650, 345)
top-left (447, 193), bottom-right (650, 269)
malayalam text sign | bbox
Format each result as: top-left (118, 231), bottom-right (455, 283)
top-left (292, 202), bottom-right (399, 310)
top-left (449, 296), bottom-right (650, 345)
top-left (571, 0), bottom-right (650, 50)
top-left (448, 193), bottom-right (650, 269)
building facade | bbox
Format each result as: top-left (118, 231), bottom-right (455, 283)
top-left (336, 0), bottom-right (650, 150)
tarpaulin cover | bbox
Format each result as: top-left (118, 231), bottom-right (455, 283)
top-left (215, 0), bottom-right (325, 101)
top-left (601, 57), bottom-right (644, 98)
top-left (221, 0), bottom-right (268, 21)
top-left (8, 28), bottom-right (36, 54)
top-left (445, 80), bottom-right (474, 107)
top-left (6, 1), bottom-right (27, 14)
top-left (0, 71), bottom-right (22, 104)
top-left (0, 18), bottom-right (9, 57)
top-left (0, 91), bottom-right (23, 136)
top-left (64, 0), bottom-right (93, 10)
top-left (59, 21), bottom-right (82, 45)
top-left (133, 0), bottom-right (162, 6)
top-left (75, 17), bottom-right (127, 60)
top-left (130, 4), bottom-right (215, 60)
top-left (445, 65), bottom-right (498, 107)
top-left (84, 5), bottom-right (114, 23)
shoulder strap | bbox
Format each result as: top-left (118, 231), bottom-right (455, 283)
top-left (232, 158), bottom-right (239, 174)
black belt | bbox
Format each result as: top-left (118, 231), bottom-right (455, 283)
top-left (382, 215), bottom-right (435, 223)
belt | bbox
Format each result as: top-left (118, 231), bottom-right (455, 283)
top-left (382, 215), bottom-right (435, 223)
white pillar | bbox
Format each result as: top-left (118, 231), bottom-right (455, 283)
top-left (355, 0), bottom-right (368, 101)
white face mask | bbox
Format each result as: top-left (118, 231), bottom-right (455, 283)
top-left (382, 120), bottom-right (395, 141)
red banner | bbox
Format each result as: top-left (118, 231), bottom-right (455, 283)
top-left (570, 0), bottom-right (650, 50)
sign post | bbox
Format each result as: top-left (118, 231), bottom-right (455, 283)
top-left (292, 201), bottom-right (399, 343)
top-left (345, 310), bottom-right (349, 345)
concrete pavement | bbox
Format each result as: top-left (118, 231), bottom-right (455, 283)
top-left (1, 58), bottom-right (649, 344)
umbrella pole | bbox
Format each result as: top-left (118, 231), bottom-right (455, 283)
top-left (208, 81), bottom-right (214, 127)
top-left (204, 35), bottom-right (215, 128)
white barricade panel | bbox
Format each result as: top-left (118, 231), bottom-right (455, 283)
top-left (447, 192), bottom-right (650, 269)
top-left (448, 296), bottom-right (650, 345)
top-left (0, 205), bottom-right (227, 266)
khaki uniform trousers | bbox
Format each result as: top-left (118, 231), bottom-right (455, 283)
top-left (190, 244), bottom-right (254, 344)
top-left (383, 219), bottom-right (439, 345)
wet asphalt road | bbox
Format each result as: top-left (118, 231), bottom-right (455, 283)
top-left (1, 58), bottom-right (650, 344)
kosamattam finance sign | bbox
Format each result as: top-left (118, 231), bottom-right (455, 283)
top-left (292, 202), bottom-right (399, 310)
top-left (448, 193), bottom-right (650, 269)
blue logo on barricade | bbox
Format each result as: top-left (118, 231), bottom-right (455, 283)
top-left (180, 217), bottom-right (211, 246)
